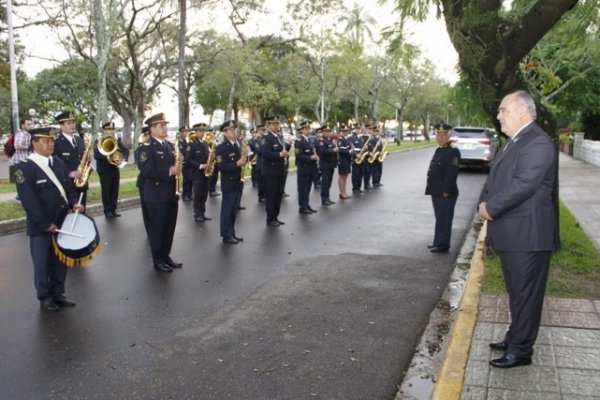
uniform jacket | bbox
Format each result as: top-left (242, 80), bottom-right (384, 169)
top-left (261, 132), bottom-right (286, 176)
top-left (216, 140), bottom-right (241, 192)
top-left (337, 136), bottom-right (351, 165)
top-left (185, 139), bottom-right (209, 180)
top-left (139, 136), bottom-right (178, 203)
top-left (349, 132), bottom-right (364, 162)
top-left (295, 136), bottom-right (318, 176)
top-left (135, 143), bottom-right (149, 188)
top-left (425, 145), bottom-right (460, 197)
top-left (53, 132), bottom-right (88, 190)
top-left (15, 157), bottom-right (78, 236)
top-left (479, 123), bottom-right (557, 252)
top-left (93, 137), bottom-right (130, 174)
top-left (316, 137), bottom-right (337, 169)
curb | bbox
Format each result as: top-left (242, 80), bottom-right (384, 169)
top-left (430, 222), bottom-right (487, 400)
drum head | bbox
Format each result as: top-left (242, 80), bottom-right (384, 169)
top-left (57, 213), bottom-right (97, 250)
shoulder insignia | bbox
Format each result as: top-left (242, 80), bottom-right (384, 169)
top-left (186, 146), bottom-right (191, 152)
top-left (15, 169), bottom-right (25, 184)
top-left (452, 157), bottom-right (459, 167)
top-left (216, 155), bottom-right (223, 163)
top-left (139, 151), bottom-right (147, 162)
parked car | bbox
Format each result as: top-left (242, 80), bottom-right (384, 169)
top-left (449, 126), bottom-right (498, 171)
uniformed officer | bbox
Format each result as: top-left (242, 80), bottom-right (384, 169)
top-left (53, 110), bottom-right (89, 206)
top-left (138, 113), bottom-right (182, 272)
top-left (208, 130), bottom-right (221, 198)
top-left (261, 115), bottom-right (288, 226)
top-left (370, 126), bottom-right (384, 188)
top-left (135, 126), bottom-right (151, 236)
top-left (15, 127), bottom-right (84, 311)
top-left (295, 119), bottom-right (319, 214)
top-left (310, 130), bottom-right (322, 189)
top-left (425, 124), bottom-right (460, 253)
top-left (186, 122), bottom-right (212, 222)
top-left (236, 130), bottom-right (247, 211)
top-left (255, 124), bottom-right (267, 203)
top-left (350, 124), bottom-right (365, 193)
top-left (248, 127), bottom-right (260, 187)
top-left (279, 129), bottom-right (292, 198)
top-left (216, 120), bottom-right (246, 244)
top-left (315, 124), bottom-right (339, 206)
top-left (337, 124), bottom-right (352, 199)
top-left (362, 123), bottom-right (377, 191)
top-left (94, 121), bottom-right (130, 218)
top-left (178, 127), bottom-right (193, 201)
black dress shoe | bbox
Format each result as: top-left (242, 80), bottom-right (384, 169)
top-left (154, 262), bottom-right (173, 272)
top-left (322, 201), bottom-right (331, 206)
top-left (299, 209), bottom-right (312, 214)
top-left (112, 212), bottom-right (122, 217)
top-left (166, 259), bottom-right (183, 268)
top-left (427, 244), bottom-right (437, 249)
top-left (194, 216), bottom-right (206, 222)
top-left (489, 352), bottom-right (532, 368)
top-left (209, 192), bottom-right (221, 197)
top-left (54, 296), bottom-right (76, 307)
top-left (40, 298), bottom-right (60, 312)
top-left (105, 213), bottom-right (115, 219)
top-left (430, 247), bottom-right (449, 253)
top-left (223, 237), bottom-right (238, 244)
top-left (276, 219), bottom-right (285, 225)
top-left (489, 341), bottom-right (508, 351)
top-left (234, 236), bottom-right (244, 242)
top-left (327, 199), bottom-right (336, 205)
top-left (267, 220), bottom-right (281, 227)
top-left (339, 195), bottom-right (351, 199)
top-left (308, 207), bottom-right (317, 213)
top-left (237, 206), bottom-right (246, 210)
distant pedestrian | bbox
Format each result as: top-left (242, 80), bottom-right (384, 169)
top-left (479, 90), bottom-right (557, 369)
top-left (425, 124), bottom-right (460, 253)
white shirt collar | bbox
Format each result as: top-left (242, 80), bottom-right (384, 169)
top-left (511, 120), bottom-right (534, 140)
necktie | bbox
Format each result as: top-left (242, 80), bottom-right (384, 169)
top-left (72, 138), bottom-right (78, 149)
top-left (48, 157), bottom-right (53, 167)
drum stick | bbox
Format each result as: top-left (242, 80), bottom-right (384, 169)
top-left (55, 229), bottom-right (85, 239)
top-left (70, 192), bottom-right (85, 231)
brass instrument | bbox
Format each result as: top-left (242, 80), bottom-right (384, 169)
top-left (74, 140), bottom-right (93, 188)
top-left (378, 138), bottom-right (390, 162)
top-left (354, 133), bottom-right (371, 165)
top-left (188, 131), bottom-right (197, 142)
top-left (239, 138), bottom-right (249, 181)
top-left (203, 131), bottom-right (217, 177)
top-left (368, 137), bottom-right (382, 163)
top-left (173, 140), bottom-right (184, 196)
top-left (98, 135), bottom-right (124, 166)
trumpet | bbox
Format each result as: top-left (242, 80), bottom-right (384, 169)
top-left (98, 135), bottom-right (124, 166)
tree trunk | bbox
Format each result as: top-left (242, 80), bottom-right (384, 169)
top-left (225, 74), bottom-right (238, 120)
top-left (178, 0), bottom-right (188, 128)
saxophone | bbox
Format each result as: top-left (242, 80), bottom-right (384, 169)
top-left (174, 140), bottom-right (184, 195)
top-left (239, 138), bottom-right (249, 181)
top-left (368, 137), bottom-right (382, 164)
top-left (378, 139), bottom-right (390, 162)
top-left (203, 131), bottom-right (216, 178)
top-left (354, 133), bottom-right (371, 165)
top-left (74, 139), bottom-right (94, 188)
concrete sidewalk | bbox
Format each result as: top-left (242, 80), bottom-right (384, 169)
top-left (434, 153), bottom-right (600, 400)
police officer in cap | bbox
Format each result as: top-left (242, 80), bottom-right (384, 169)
top-left (53, 110), bottom-right (89, 206)
top-left (295, 119), bottom-right (319, 214)
top-left (315, 124), bottom-right (339, 206)
top-left (138, 113), bottom-right (183, 272)
top-left (425, 123), bottom-right (460, 253)
top-left (94, 121), bottom-right (130, 218)
top-left (185, 122), bottom-right (212, 222)
top-left (261, 115), bottom-right (287, 226)
top-left (255, 124), bottom-right (267, 203)
top-left (15, 127), bottom-right (85, 311)
top-left (178, 127), bottom-right (193, 201)
top-left (350, 123), bottom-right (365, 193)
top-left (337, 124), bottom-right (352, 199)
top-left (135, 126), bottom-right (151, 236)
top-left (216, 120), bottom-right (246, 244)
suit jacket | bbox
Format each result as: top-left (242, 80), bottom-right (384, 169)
top-left (261, 132), bottom-right (286, 177)
top-left (479, 123), bottom-right (557, 252)
top-left (15, 157), bottom-right (78, 236)
top-left (216, 140), bottom-right (241, 192)
top-left (316, 137), bottom-right (337, 169)
top-left (295, 136), bottom-right (317, 176)
top-left (185, 139), bottom-right (209, 181)
top-left (139, 136), bottom-right (178, 203)
top-left (425, 145), bottom-right (460, 197)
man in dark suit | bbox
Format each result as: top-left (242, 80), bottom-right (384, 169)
top-left (185, 122), bottom-right (212, 222)
top-left (261, 116), bottom-right (288, 226)
top-left (138, 113), bottom-right (182, 273)
top-left (15, 127), bottom-right (85, 311)
top-left (216, 120), bottom-right (246, 244)
top-left (295, 119), bottom-right (319, 214)
top-left (94, 121), bottom-right (130, 218)
top-left (425, 124), bottom-right (460, 253)
top-left (53, 110), bottom-right (89, 206)
top-left (479, 90), bottom-right (557, 368)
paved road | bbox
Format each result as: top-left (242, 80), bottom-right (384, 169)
top-left (0, 147), bottom-right (487, 400)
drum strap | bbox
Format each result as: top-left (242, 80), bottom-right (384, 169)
top-left (28, 153), bottom-right (68, 203)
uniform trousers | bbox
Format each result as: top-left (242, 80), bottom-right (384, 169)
top-left (182, 165), bottom-right (193, 199)
top-left (499, 250), bottom-right (552, 358)
top-left (98, 168), bottom-right (119, 214)
top-left (30, 235), bottom-right (67, 300)
top-left (192, 177), bottom-right (210, 217)
top-left (146, 200), bottom-right (178, 264)
top-left (431, 195), bottom-right (457, 249)
top-left (362, 163), bottom-right (372, 188)
top-left (256, 168), bottom-right (265, 200)
top-left (220, 189), bottom-right (241, 238)
top-left (137, 185), bottom-right (150, 236)
top-left (371, 161), bottom-right (382, 185)
top-left (297, 174), bottom-right (312, 211)
top-left (251, 165), bottom-right (260, 186)
top-left (209, 168), bottom-right (218, 192)
top-left (264, 175), bottom-right (285, 221)
top-left (236, 181), bottom-right (244, 209)
top-left (320, 167), bottom-right (335, 202)
top-left (351, 162), bottom-right (363, 191)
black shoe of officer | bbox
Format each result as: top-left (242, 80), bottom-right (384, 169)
top-left (194, 215), bottom-right (206, 222)
top-left (209, 191), bottom-right (221, 197)
top-left (238, 206), bottom-right (246, 210)
top-left (54, 296), bottom-right (76, 307)
top-left (112, 211), bottom-right (122, 217)
top-left (154, 262), bottom-right (173, 273)
top-left (489, 341), bottom-right (508, 351)
top-left (299, 209), bottom-right (312, 214)
top-left (308, 207), bottom-right (317, 213)
top-left (223, 237), bottom-right (238, 244)
top-left (267, 220), bottom-right (281, 227)
top-left (430, 246), bottom-right (449, 253)
top-left (166, 259), bottom-right (183, 269)
top-left (40, 298), bottom-right (60, 312)
top-left (234, 236), bottom-right (244, 242)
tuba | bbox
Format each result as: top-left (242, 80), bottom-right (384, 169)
top-left (74, 139), bottom-right (93, 188)
top-left (203, 131), bottom-right (217, 177)
top-left (354, 134), bottom-right (371, 165)
top-left (98, 135), bottom-right (124, 166)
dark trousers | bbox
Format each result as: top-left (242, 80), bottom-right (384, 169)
top-left (431, 195), bottom-right (458, 249)
top-left (146, 200), bottom-right (178, 264)
top-left (351, 162), bottom-right (363, 191)
top-left (251, 165), bottom-right (260, 186)
top-left (363, 163), bottom-right (372, 188)
top-left (98, 169), bottom-right (120, 214)
top-left (320, 167), bottom-right (335, 202)
top-left (281, 167), bottom-right (289, 195)
top-left (236, 181), bottom-right (244, 209)
top-left (138, 185), bottom-right (150, 236)
top-left (209, 168), bottom-right (218, 193)
top-left (182, 165), bottom-right (193, 199)
top-left (372, 161), bottom-right (382, 184)
top-left (256, 168), bottom-right (265, 200)
top-left (313, 166), bottom-right (321, 188)
top-left (30, 235), bottom-right (67, 300)
top-left (264, 175), bottom-right (284, 222)
top-left (220, 189), bottom-right (241, 238)
top-left (297, 174), bottom-right (312, 211)
top-left (499, 251), bottom-right (552, 358)
top-left (192, 177), bottom-right (210, 217)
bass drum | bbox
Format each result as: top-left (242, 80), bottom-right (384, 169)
top-left (52, 213), bottom-right (102, 268)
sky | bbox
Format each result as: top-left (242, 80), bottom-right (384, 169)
top-left (11, 0), bottom-right (458, 125)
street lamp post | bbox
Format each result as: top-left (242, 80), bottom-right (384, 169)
top-left (7, 0), bottom-right (20, 133)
